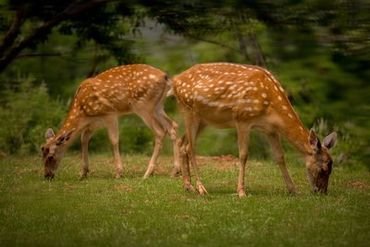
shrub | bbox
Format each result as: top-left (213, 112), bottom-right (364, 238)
top-left (313, 118), bottom-right (366, 167)
top-left (85, 115), bottom-right (154, 155)
top-left (0, 78), bottom-right (64, 154)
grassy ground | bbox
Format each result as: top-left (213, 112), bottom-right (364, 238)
top-left (0, 153), bottom-right (369, 246)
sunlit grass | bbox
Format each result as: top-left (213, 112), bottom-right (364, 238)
top-left (0, 154), bottom-right (369, 246)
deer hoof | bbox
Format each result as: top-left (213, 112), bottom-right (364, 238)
top-left (238, 190), bottom-right (247, 198)
top-left (143, 166), bottom-right (155, 179)
top-left (170, 167), bottom-right (182, 177)
top-left (79, 171), bottom-right (88, 181)
top-left (184, 183), bottom-right (195, 192)
top-left (196, 182), bottom-right (208, 195)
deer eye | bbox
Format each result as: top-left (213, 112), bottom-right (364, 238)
top-left (42, 147), bottom-right (49, 155)
top-left (326, 159), bottom-right (333, 173)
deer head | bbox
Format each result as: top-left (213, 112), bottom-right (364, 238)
top-left (305, 129), bottom-right (337, 193)
top-left (41, 128), bottom-right (74, 180)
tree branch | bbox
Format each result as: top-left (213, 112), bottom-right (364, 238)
top-left (15, 52), bottom-right (62, 59)
top-left (0, 0), bottom-right (113, 73)
top-left (0, 7), bottom-right (25, 56)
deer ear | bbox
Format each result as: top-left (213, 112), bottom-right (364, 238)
top-left (323, 132), bottom-right (337, 150)
top-left (308, 129), bottom-right (321, 152)
top-left (56, 129), bottom-right (75, 145)
top-left (45, 128), bottom-right (55, 140)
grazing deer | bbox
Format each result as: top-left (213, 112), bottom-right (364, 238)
top-left (41, 64), bottom-right (180, 180)
top-left (173, 63), bottom-right (337, 196)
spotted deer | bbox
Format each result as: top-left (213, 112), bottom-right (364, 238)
top-left (173, 63), bottom-right (337, 196)
top-left (41, 64), bottom-right (180, 180)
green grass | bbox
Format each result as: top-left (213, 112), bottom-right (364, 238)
top-left (0, 154), bottom-right (369, 246)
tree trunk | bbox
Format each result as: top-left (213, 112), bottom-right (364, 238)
top-left (247, 33), bottom-right (266, 67)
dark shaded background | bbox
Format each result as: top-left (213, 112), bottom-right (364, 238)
top-left (0, 0), bottom-right (369, 168)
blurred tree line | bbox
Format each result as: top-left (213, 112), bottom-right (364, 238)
top-left (0, 0), bottom-right (369, 167)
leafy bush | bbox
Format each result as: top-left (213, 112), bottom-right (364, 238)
top-left (196, 128), bottom-right (270, 159)
top-left (86, 115), bottom-right (154, 155)
top-left (0, 79), bottom-right (64, 154)
top-left (313, 118), bottom-right (367, 168)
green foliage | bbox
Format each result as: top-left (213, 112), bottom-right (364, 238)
top-left (0, 78), bottom-right (64, 154)
top-left (0, 0), bottom-right (368, 168)
top-left (195, 128), bottom-right (270, 159)
top-left (0, 154), bottom-right (369, 246)
top-left (313, 118), bottom-right (368, 168)
top-left (85, 115), bottom-right (154, 155)
top-left (0, 1), bottom-right (144, 72)
top-left (119, 117), bottom-right (154, 155)
top-left (269, 53), bottom-right (369, 168)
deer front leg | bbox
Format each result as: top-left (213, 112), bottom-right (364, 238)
top-left (105, 116), bottom-right (123, 179)
top-left (236, 122), bottom-right (251, 198)
top-left (80, 128), bottom-right (93, 180)
top-left (267, 133), bottom-right (297, 194)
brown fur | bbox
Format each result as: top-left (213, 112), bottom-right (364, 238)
top-left (173, 63), bottom-right (337, 196)
top-left (41, 64), bottom-right (181, 180)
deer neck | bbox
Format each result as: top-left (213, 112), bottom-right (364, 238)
top-left (54, 107), bottom-right (85, 150)
top-left (278, 112), bottom-right (311, 155)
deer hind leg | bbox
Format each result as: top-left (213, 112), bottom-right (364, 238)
top-left (156, 109), bottom-right (181, 177)
top-left (104, 115), bottom-right (123, 179)
top-left (184, 112), bottom-right (208, 195)
top-left (178, 135), bottom-right (193, 191)
top-left (236, 122), bottom-right (251, 198)
top-left (267, 133), bottom-right (297, 194)
top-left (180, 121), bottom-right (207, 192)
top-left (137, 110), bottom-right (166, 179)
top-left (80, 128), bottom-right (94, 180)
